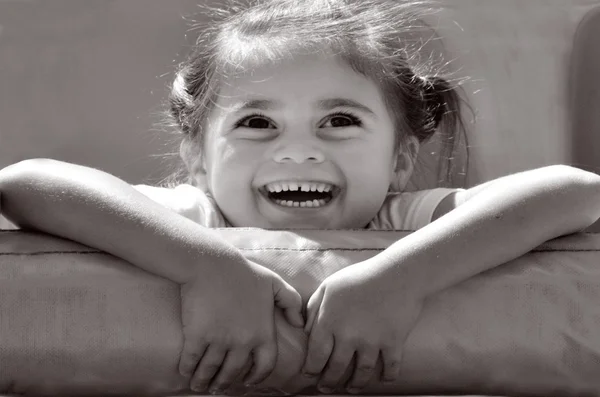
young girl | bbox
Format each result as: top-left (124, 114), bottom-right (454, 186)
top-left (1, 0), bottom-right (600, 395)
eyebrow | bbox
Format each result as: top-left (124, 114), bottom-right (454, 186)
top-left (230, 97), bottom-right (377, 118)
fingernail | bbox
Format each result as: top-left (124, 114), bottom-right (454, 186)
top-left (318, 386), bottom-right (333, 394)
top-left (302, 372), bottom-right (317, 378)
top-left (209, 388), bottom-right (222, 395)
top-left (244, 383), bottom-right (255, 388)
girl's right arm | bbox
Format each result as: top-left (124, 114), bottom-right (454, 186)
top-left (0, 158), bottom-right (230, 283)
top-left (0, 158), bottom-right (304, 393)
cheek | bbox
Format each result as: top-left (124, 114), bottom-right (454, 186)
top-left (339, 141), bottom-right (396, 204)
top-left (209, 140), bottom-right (261, 192)
top-left (341, 139), bottom-right (396, 176)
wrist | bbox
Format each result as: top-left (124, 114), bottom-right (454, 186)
top-left (177, 230), bottom-right (251, 284)
top-left (373, 245), bottom-right (434, 301)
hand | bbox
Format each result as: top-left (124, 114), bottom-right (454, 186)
top-left (179, 257), bottom-right (304, 394)
top-left (302, 259), bottom-right (425, 394)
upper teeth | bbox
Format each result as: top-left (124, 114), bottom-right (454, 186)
top-left (265, 181), bottom-right (333, 193)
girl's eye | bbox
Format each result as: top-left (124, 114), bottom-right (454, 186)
top-left (319, 111), bottom-right (363, 140)
top-left (232, 113), bottom-right (277, 140)
top-left (322, 111), bottom-right (363, 128)
top-left (232, 111), bottom-right (362, 141)
top-left (234, 113), bottom-right (275, 129)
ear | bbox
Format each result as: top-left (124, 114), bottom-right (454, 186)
top-left (179, 140), bottom-right (209, 191)
top-left (390, 136), bottom-right (419, 192)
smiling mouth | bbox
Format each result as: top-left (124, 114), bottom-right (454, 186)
top-left (260, 181), bottom-right (340, 209)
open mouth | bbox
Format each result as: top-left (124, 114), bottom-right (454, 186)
top-left (260, 181), bottom-right (340, 208)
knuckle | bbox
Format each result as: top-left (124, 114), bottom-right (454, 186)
top-left (201, 332), bottom-right (224, 345)
top-left (250, 368), bottom-right (272, 385)
top-left (309, 351), bottom-right (328, 365)
top-left (249, 333), bottom-right (269, 348)
top-left (387, 360), bottom-right (402, 368)
top-left (217, 372), bottom-right (237, 384)
top-left (234, 329), bottom-right (262, 345)
top-left (201, 363), bottom-right (222, 375)
top-left (263, 363), bottom-right (277, 376)
top-left (383, 356), bottom-right (402, 371)
top-left (184, 351), bottom-right (203, 363)
top-left (309, 338), bottom-right (331, 354)
top-left (357, 364), bottom-right (375, 373)
top-left (336, 330), bottom-right (361, 346)
top-left (183, 335), bottom-right (206, 350)
top-left (327, 359), bottom-right (347, 373)
top-left (259, 341), bottom-right (278, 357)
top-left (262, 356), bottom-right (277, 374)
top-left (254, 352), bottom-right (276, 373)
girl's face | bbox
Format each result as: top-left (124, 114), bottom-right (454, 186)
top-left (193, 54), bottom-right (415, 229)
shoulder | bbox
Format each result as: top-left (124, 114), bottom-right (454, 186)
top-left (370, 188), bottom-right (464, 230)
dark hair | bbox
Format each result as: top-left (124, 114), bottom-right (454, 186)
top-left (155, 0), bottom-right (471, 189)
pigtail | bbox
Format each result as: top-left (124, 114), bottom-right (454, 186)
top-left (169, 69), bottom-right (196, 136)
top-left (422, 77), bottom-right (446, 129)
top-left (420, 75), bottom-right (470, 187)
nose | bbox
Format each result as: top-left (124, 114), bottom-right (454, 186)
top-left (273, 142), bottom-right (325, 164)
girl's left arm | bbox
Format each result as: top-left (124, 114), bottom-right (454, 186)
top-left (378, 164), bottom-right (600, 298)
top-left (302, 165), bottom-right (600, 393)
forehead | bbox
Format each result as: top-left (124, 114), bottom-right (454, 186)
top-left (214, 53), bottom-right (385, 108)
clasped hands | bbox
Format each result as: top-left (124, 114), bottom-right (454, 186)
top-left (178, 256), bottom-right (425, 395)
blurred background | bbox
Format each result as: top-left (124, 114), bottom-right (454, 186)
top-left (0, 0), bottom-right (599, 188)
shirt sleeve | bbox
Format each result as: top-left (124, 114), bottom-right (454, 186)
top-left (369, 188), bottom-right (464, 230)
top-left (133, 184), bottom-right (228, 228)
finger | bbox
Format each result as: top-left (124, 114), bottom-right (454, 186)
top-left (272, 275), bottom-right (304, 328)
top-left (209, 349), bottom-right (251, 393)
top-left (179, 338), bottom-right (208, 378)
top-left (242, 342), bottom-right (277, 387)
top-left (346, 347), bottom-right (380, 393)
top-left (380, 344), bottom-right (404, 383)
top-left (237, 354), bottom-right (254, 384)
top-left (304, 287), bottom-right (325, 333)
top-left (302, 326), bottom-right (333, 379)
top-left (189, 345), bottom-right (227, 392)
top-left (317, 338), bottom-right (355, 393)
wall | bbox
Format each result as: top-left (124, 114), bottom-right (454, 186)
top-left (1, 0), bottom-right (600, 187)
top-left (0, 0), bottom-right (209, 184)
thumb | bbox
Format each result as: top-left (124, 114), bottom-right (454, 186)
top-left (272, 276), bottom-right (305, 328)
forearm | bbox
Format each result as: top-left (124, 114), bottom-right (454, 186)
top-left (376, 165), bottom-right (600, 298)
top-left (0, 159), bottom-right (245, 284)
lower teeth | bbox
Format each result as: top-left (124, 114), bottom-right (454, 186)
top-left (275, 199), bottom-right (328, 208)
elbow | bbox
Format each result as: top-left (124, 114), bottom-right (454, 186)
top-left (556, 165), bottom-right (600, 230)
top-left (582, 171), bottom-right (600, 228)
top-left (1, 158), bottom-right (63, 176)
top-left (0, 158), bottom-right (61, 195)
top-left (4, 158), bottom-right (61, 172)
top-left (526, 165), bottom-right (600, 234)
top-left (0, 158), bottom-right (70, 228)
